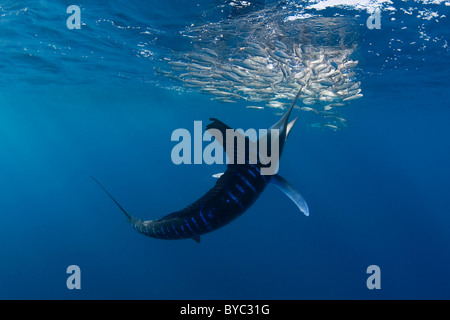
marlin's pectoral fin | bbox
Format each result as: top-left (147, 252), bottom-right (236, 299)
top-left (270, 174), bottom-right (309, 216)
top-left (212, 172), bottom-right (224, 179)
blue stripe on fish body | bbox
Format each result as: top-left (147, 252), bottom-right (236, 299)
top-left (252, 165), bottom-right (268, 183)
top-left (184, 219), bottom-right (194, 233)
top-left (253, 165), bottom-right (261, 175)
top-left (226, 189), bottom-right (243, 209)
top-left (239, 173), bottom-right (257, 193)
top-left (199, 211), bottom-right (212, 230)
top-left (172, 223), bottom-right (180, 237)
top-left (191, 216), bottom-right (198, 228)
top-left (166, 225), bottom-right (173, 238)
top-left (247, 166), bottom-right (257, 178)
top-left (234, 182), bottom-right (246, 194)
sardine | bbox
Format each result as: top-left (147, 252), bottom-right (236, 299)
top-left (229, 67), bottom-right (251, 78)
top-left (189, 62), bottom-right (212, 71)
top-left (241, 46), bottom-right (267, 58)
top-left (294, 44), bottom-right (303, 60)
top-left (190, 53), bottom-right (216, 65)
top-left (273, 39), bottom-right (288, 51)
top-left (168, 61), bottom-right (190, 68)
top-left (317, 78), bottom-right (334, 86)
top-left (322, 124), bottom-right (341, 131)
top-left (228, 59), bottom-right (259, 71)
top-left (266, 49), bottom-right (288, 64)
top-left (202, 48), bottom-right (219, 57)
top-left (301, 87), bottom-right (315, 96)
top-left (343, 93), bottom-right (363, 101)
top-left (274, 49), bottom-right (292, 60)
top-left (246, 105), bottom-right (264, 109)
top-left (247, 42), bottom-right (265, 51)
top-left (185, 79), bottom-right (210, 86)
top-left (302, 98), bottom-right (316, 105)
top-left (219, 71), bottom-right (244, 83)
top-left (321, 90), bottom-right (338, 97)
top-left (341, 60), bottom-right (358, 69)
top-left (268, 101), bottom-right (285, 109)
top-left (300, 106), bottom-right (319, 114)
top-left (324, 115), bottom-right (348, 126)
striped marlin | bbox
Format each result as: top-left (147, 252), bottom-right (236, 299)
top-left (92, 88), bottom-right (309, 243)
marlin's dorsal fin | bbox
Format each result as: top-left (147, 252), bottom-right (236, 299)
top-left (206, 118), bottom-right (256, 165)
top-left (206, 118), bottom-right (232, 134)
top-left (270, 174), bottom-right (309, 216)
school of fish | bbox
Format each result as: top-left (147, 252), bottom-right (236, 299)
top-left (154, 5), bottom-right (363, 131)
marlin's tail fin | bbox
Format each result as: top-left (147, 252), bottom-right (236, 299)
top-left (271, 87), bottom-right (303, 131)
top-left (90, 176), bottom-right (133, 222)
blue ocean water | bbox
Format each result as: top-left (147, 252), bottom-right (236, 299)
top-left (0, 0), bottom-right (449, 300)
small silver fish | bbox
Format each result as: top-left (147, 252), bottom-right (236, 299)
top-left (273, 39), bottom-right (288, 51)
top-left (246, 105), bottom-right (264, 109)
top-left (168, 61), bottom-right (190, 68)
top-left (274, 49), bottom-right (292, 60)
top-left (302, 98), bottom-right (316, 105)
top-left (324, 115), bottom-right (347, 123)
top-left (190, 53), bottom-right (216, 64)
top-left (189, 62), bottom-right (212, 71)
top-left (219, 71), bottom-right (244, 84)
top-left (342, 60), bottom-right (358, 69)
top-left (343, 93), bottom-right (363, 101)
top-left (300, 106), bottom-right (319, 114)
top-left (242, 46), bottom-right (267, 58)
top-left (202, 48), bottom-right (218, 57)
top-left (322, 124), bottom-right (341, 131)
top-left (266, 49), bottom-right (288, 64)
top-left (247, 42), bottom-right (265, 51)
top-left (317, 78), bottom-right (334, 86)
top-left (229, 59), bottom-right (259, 71)
top-left (294, 44), bottom-right (303, 60)
top-left (229, 67), bottom-right (250, 78)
